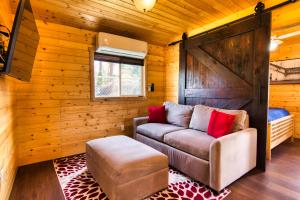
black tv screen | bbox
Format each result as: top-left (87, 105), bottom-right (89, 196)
top-left (4, 0), bottom-right (39, 81)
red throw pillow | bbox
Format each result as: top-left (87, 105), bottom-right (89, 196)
top-left (207, 110), bottom-right (235, 138)
top-left (148, 106), bottom-right (167, 123)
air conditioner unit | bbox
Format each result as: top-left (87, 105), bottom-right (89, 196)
top-left (96, 32), bottom-right (148, 59)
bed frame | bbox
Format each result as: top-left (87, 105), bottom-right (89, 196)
top-left (266, 115), bottom-right (294, 160)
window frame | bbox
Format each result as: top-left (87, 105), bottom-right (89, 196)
top-left (89, 48), bottom-right (146, 101)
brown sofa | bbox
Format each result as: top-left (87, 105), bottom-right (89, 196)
top-left (133, 102), bottom-right (257, 192)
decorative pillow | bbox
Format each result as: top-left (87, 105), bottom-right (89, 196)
top-left (207, 110), bottom-right (236, 138)
top-left (189, 104), bottom-right (248, 132)
top-left (148, 106), bottom-right (166, 123)
top-left (164, 102), bottom-right (193, 128)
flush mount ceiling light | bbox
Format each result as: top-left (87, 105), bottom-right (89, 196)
top-left (270, 38), bottom-right (283, 51)
top-left (270, 30), bottom-right (300, 51)
top-left (132, 0), bottom-right (157, 12)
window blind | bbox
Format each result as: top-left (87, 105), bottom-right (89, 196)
top-left (94, 53), bottom-right (144, 66)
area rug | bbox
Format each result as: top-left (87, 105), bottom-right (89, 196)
top-left (53, 154), bottom-right (230, 200)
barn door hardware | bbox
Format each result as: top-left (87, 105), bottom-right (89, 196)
top-left (168, 0), bottom-right (297, 46)
top-left (255, 1), bottom-right (265, 14)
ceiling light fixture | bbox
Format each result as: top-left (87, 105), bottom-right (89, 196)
top-left (270, 38), bottom-right (283, 51)
top-left (132, 0), bottom-right (157, 12)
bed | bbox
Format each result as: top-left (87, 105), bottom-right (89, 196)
top-left (267, 108), bottom-right (294, 160)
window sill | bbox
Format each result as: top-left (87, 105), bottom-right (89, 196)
top-left (91, 96), bottom-right (147, 102)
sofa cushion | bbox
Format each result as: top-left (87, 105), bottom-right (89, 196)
top-left (189, 105), bottom-right (213, 132)
top-left (164, 129), bottom-right (215, 161)
top-left (189, 104), bottom-right (248, 132)
top-left (164, 102), bottom-right (193, 128)
top-left (207, 110), bottom-right (236, 138)
top-left (137, 123), bottom-right (184, 142)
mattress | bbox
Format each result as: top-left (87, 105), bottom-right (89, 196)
top-left (268, 108), bottom-right (290, 122)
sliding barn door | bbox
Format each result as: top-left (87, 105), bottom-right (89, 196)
top-left (179, 13), bottom-right (271, 170)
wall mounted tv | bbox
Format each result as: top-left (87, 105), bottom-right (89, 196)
top-left (2, 0), bottom-right (39, 81)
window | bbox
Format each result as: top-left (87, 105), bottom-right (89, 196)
top-left (91, 53), bottom-right (145, 99)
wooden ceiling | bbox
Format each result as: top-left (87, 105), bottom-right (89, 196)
top-left (9, 0), bottom-right (300, 45)
top-left (271, 0), bottom-right (300, 61)
top-left (272, 0), bottom-right (300, 38)
top-left (9, 0), bottom-right (261, 45)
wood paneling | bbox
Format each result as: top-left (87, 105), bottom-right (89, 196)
top-left (6, 0), bottom-right (300, 46)
top-left (0, 76), bottom-right (17, 200)
top-left (14, 20), bottom-right (165, 166)
top-left (0, 0), bottom-right (13, 26)
top-left (271, 0), bottom-right (300, 61)
top-left (270, 35), bottom-right (300, 61)
top-left (0, 1), bottom-right (17, 200)
top-left (165, 44), bottom-right (179, 103)
top-left (271, 0), bottom-right (300, 40)
top-left (270, 85), bottom-right (300, 138)
top-left (165, 1), bottom-right (300, 103)
top-left (269, 1), bottom-right (300, 139)
top-left (177, 0), bottom-right (295, 41)
top-left (8, 0), bottom-right (261, 45)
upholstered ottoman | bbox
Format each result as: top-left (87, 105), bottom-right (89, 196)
top-left (86, 135), bottom-right (168, 200)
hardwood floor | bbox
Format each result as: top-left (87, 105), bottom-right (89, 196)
top-left (9, 161), bottom-right (64, 200)
top-left (228, 139), bottom-right (300, 200)
top-left (9, 139), bottom-right (300, 200)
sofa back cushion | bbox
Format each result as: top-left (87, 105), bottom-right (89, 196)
top-left (164, 102), bottom-right (193, 128)
top-left (189, 104), bottom-right (248, 132)
top-left (189, 105), bottom-right (213, 132)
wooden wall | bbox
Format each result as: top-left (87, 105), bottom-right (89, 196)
top-left (0, 1), bottom-right (17, 200)
top-left (0, 76), bottom-right (17, 200)
top-left (269, 36), bottom-right (300, 139)
top-left (165, 44), bottom-right (179, 103)
top-left (269, 1), bottom-right (300, 138)
top-left (14, 21), bottom-right (165, 166)
top-left (270, 36), bottom-right (300, 61)
top-left (270, 85), bottom-right (300, 138)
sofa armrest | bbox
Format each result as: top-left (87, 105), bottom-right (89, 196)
top-left (209, 128), bottom-right (257, 191)
top-left (133, 116), bottom-right (149, 139)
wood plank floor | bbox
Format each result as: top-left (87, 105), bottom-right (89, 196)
top-left (9, 139), bottom-right (300, 200)
top-left (9, 161), bottom-right (65, 200)
top-left (228, 139), bottom-right (300, 200)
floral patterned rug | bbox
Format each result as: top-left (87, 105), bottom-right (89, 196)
top-left (53, 154), bottom-right (230, 200)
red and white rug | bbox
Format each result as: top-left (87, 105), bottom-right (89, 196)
top-left (53, 154), bottom-right (230, 200)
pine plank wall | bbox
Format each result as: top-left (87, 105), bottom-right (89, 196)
top-left (0, 1), bottom-right (299, 199)
top-left (0, 1), bottom-right (17, 199)
top-left (269, 36), bottom-right (300, 138)
top-left (14, 21), bottom-right (166, 166)
top-left (0, 2), bottom-right (166, 196)
top-left (165, 44), bottom-right (179, 103)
